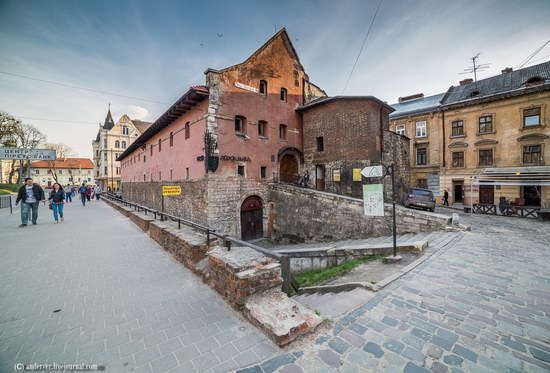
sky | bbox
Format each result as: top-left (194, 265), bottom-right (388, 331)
top-left (1, 0), bottom-right (549, 158)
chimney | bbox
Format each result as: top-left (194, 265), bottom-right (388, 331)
top-left (501, 67), bottom-right (513, 74)
top-left (398, 93), bottom-right (424, 103)
top-left (459, 78), bottom-right (473, 86)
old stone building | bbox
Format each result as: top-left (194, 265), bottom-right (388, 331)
top-left (440, 63), bottom-right (550, 207)
top-left (297, 96), bottom-right (410, 201)
top-left (390, 60), bottom-right (550, 207)
top-left (118, 29), bottom-right (409, 240)
top-left (389, 93), bottom-right (445, 196)
top-left (92, 108), bottom-right (151, 191)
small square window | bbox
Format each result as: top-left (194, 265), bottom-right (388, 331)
top-left (271, 155), bottom-right (276, 162)
top-left (279, 124), bottom-right (287, 140)
top-left (415, 121), bottom-right (427, 137)
top-left (452, 120), bottom-right (464, 136)
top-left (259, 80), bottom-right (267, 95)
top-left (316, 137), bottom-right (324, 151)
top-left (396, 125), bottom-right (405, 136)
top-left (479, 149), bottom-right (493, 166)
top-left (237, 165), bottom-right (245, 177)
top-left (417, 179), bottom-right (428, 188)
top-left (523, 108), bottom-right (541, 127)
top-left (479, 115), bottom-right (493, 133)
top-left (260, 166), bottom-right (266, 179)
top-left (416, 148), bottom-right (427, 165)
top-left (280, 88), bottom-right (287, 102)
top-left (235, 116), bottom-right (246, 133)
top-left (258, 120), bottom-right (268, 137)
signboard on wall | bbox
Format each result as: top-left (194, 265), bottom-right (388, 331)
top-left (361, 165), bottom-right (383, 178)
top-left (162, 186), bottom-right (181, 196)
top-left (353, 168), bottom-right (362, 182)
top-left (363, 184), bottom-right (384, 217)
top-left (0, 147), bottom-right (56, 160)
top-left (332, 169), bottom-right (341, 182)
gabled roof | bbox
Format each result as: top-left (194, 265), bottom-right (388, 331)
top-left (296, 95), bottom-right (394, 113)
top-left (390, 93), bottom-right (445, 119)
top-left (117, 86), bottom-right (209, 161)
top-left (204, 28), bottom-right (306, 76)
top-left (31, 158), bottom-right (94, 169)
top-left (441, 60), bottom-right (550, 109)
top-left (132, 120), bottom-right (152, 135)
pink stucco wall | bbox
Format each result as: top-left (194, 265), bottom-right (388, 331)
top-left (120, 100), bottom-right (208, 182)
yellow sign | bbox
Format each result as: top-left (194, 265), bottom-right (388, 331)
top-left (353, 168), bottom-right (362, 181)
top-left (162, 186), bottom-right (181, 196)
top-left (333, 169), bottom-right (341, 182)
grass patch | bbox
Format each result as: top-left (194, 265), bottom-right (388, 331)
top-left (0, 189), bottom-right (12, 195)
top-left (294, 255), bottom-right (385, 288)
top-left (0, 183), bottom-right (19, 193)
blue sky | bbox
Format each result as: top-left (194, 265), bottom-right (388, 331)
top-left (1, 0), bottom-right (549, 157)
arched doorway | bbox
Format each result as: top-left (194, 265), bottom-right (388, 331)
top-left (280, 154), bottom-right (298, 183)
top-left (241, 196), bottom-right (263, 241)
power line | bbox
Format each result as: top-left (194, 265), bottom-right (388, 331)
top-left (0, 71), bottom-right (171, 105)
top-left (514, 39), bottom-right (550, 70)
top-left (342, 0), bottom-right (383, 94)
top-left (18, 117), bottom-right (100, 125)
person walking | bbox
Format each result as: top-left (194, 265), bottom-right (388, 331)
top-left (78, 183), bottom-right (87, 206)
top-left (48, 183), bottom-right (65, 223)
top-left (94, 185), bottom-right (102, 200)
top-left (15, 177), bottom-right (45, 227)
top-left (64, 183), bottom-right (73, 202)
top-left (443, 189), bottom-right (449, 206)
top-left (86, 185), bottom-right (92, 202)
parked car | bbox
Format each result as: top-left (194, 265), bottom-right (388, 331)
top-left (404, 188), bottom-right (436, 212)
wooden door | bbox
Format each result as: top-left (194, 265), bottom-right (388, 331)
top-left (280, 155), bottom-right (298, 183)
top-left (453, 182), bottom-right (463, 202)
top-left (316, 165), bottom-right (325, 191)
top-left (240, 196), bottom-right (263, 241)
top-left (479, 185), bottom-right (494, 204)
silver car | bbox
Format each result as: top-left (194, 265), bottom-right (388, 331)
top-left (404, 188), bottom-right (436, 212)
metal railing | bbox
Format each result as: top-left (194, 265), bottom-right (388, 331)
top-left (103, 192), bottom-right (299, 295)
top-left (0, 195), bottom-right (13, 214)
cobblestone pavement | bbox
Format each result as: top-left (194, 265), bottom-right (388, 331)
top-left (240, 211), bottom-right (550, 372)
top-left (0, 201), bottom-right (279, 373)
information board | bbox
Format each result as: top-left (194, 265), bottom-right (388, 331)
top-left (363, 184), bottom-right (384, 217)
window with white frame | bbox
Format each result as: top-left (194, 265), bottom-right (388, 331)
top-left (396, 125), bottom-right (405, 136)
top-left (415, 121), bottom-right (427, 137)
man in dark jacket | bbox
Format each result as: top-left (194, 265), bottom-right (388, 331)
top-left (15, 178), bottom-right (45, 227)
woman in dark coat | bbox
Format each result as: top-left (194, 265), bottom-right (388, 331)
top-left (48, 183), bottom-right (65, 223)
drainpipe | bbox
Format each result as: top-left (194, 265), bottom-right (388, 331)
top-left (441, 110), bottom-right (446, 169)
top-left (380, 106), bottom-right (384, 163)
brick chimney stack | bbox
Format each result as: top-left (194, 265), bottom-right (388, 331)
top-left (501, 67), bottom-right (513, 74)
top-left (459, 78), bottom-right (473, 86)
top-left (398, 93), bottom-right (424, 103)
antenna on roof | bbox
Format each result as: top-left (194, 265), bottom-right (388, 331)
top-left (459, 53), bottom-right (491, 86)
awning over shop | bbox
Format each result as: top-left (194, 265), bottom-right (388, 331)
top-left (475, 166), bottom-right (550, 186)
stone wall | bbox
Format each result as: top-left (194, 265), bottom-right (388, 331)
top-left (269, 184), bottom-right (450, 243)
top-left (383, 130), bottom-right (411, 203)
top-left (121, 180), bottom-right (209, 226)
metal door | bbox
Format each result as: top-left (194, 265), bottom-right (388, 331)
top-left (240, 196), bottom-right (263, 241)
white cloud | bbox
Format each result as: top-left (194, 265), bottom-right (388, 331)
top-left (126, 105), bottom-right (149, 120)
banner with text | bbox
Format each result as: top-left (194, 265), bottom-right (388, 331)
top-left (0, 147), bottom-right (56, 160)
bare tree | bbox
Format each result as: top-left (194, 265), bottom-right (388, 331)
top-left (43, 143), bottom-right (74, 183)
top-left (8, 123), bottom-right (47, 183)
top-left (0, 111), bottom-right (21, 147)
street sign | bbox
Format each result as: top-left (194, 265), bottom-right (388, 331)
top-left (162, 186), bottom-right (181, 196)
top-left (0, 147), bottom-right (56, 160)
top-left (361, 165), bottom-right (383, 178)
top-left (363, 184), bottom-right (384, 216)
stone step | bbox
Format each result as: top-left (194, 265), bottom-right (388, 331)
top-left (243, 288), bottom-right (324, 347)
top-left (294, 287), bottom-right (376, 319)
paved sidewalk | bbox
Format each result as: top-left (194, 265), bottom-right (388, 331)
top-left (240, 212), bottom-right (550, 372)
top-left (0, 200), bottom-right (280, 373)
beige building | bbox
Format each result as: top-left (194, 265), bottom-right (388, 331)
top-left (30, 158), bottom-right (94, 188)
top-left (92, 109), bottom-right (151, 191)
top-left (440, 64), bottom-right (550, 208)
top-left (389, 93), bottom-right (445, 197)
top-left (390, 61), bottom-right (550, 208)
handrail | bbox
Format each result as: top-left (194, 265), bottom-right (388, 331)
top-left (103, 192), bottom-right (298, 295)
